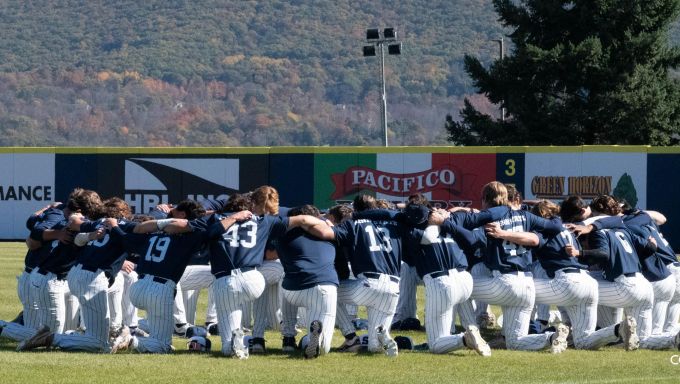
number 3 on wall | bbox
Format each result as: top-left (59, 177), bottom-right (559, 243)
top-left (505, 159), bottom-right (516, 177)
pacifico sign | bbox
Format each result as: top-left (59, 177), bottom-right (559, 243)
top-left (330, 166), bottom-right (456, 199)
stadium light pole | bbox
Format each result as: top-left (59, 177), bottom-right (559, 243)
top-left (491, 37), bottom-right (506, 122)
top-left (363, 27), bottom-right (401, 147)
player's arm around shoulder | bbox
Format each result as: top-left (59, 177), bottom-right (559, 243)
top-left (290, 214), bottom-right (336, 241)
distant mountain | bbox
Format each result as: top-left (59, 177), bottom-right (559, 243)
top-left (0, 1), bottom-right (676, 146)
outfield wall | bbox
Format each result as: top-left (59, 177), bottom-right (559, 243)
top-left (1, 146), bottom-right (677, 248)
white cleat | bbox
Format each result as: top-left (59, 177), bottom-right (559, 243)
top-left (464, 325), bottom-right (491, 357)
top-left (111, 326), bottom-right (133, 354)
top-left (376, 326), bottom-right (398, 358)
top-left (231, 328), bottom-right (249, 360)
top-left (550, 324), bottom-right (569, 354)
top-left (621, 316), bottom-right (639, 351)
top-left (304, 320), bottom-right (322, 359)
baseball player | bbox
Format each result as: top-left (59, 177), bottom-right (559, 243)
top-left (301, 194), bottom-right (405, 356)
top-left (28, 189), bottom-right (102, 335)
top-left (110, 211), bottom-right (246, 354)
top-left (18, 198), bottom-right (144, 352)
top-left (622, 209), bottom-right (679, 334)
top-left (456, 182), bottom-right (570, 352)
top-left (403, 203), bottom-right (491, 356)
top-left (0, 202), bottom-right (64, 342)
top-left (582, 195), bottom-right (680, 350)
top-left (530, 200), bottom-right (624, 350)
top-left (277, 205), bottom-right (338, 358)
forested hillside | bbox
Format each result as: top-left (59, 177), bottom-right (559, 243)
top-left (0, 1), bottom-right (677, 146)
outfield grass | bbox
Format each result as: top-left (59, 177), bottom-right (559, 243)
top-left (0, 242), bottom-right (677, 383)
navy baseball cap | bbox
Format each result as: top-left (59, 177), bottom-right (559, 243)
top-left (403, 204), bottom-right (430, 226)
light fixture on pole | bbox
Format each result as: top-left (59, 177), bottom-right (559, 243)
top-left (363, 27), bottom-right (402, 147)
top-left (491, 37), bottom-right (505, 122)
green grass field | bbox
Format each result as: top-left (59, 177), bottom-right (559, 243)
top-left (0, 242), bottom-right (677, 383)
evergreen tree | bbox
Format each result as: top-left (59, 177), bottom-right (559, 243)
top-left (447, 0), bottom-right (680, 146)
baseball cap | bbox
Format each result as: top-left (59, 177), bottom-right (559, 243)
top-left (403, 204), bottom-right (430, 226)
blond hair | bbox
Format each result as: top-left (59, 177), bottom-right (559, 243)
top-left (481, 181), bottom-right (508, 207)
top-left (251, 185), bottom-right (279, 215)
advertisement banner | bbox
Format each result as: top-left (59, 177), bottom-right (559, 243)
top-left (316, 151), bottom-right (495, 209)
top-left (524, 150), bottom-right (647, 209)
top-left (56, 152), bottom-right (269, 214)
top-left (0, 152), bottom-right (55, 238)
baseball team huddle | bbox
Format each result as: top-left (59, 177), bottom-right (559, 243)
top-left (2, 180), bottom-right (680, 359)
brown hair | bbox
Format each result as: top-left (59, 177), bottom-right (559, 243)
top-left (251, 185), bottom-right (279, 215)
top-left (531, 200), bottom-right (560, 219)
top-left (506, 184), bottom-right (522, 203)
top-left (560, 195), bottom-right (588, 222)
top-left (223, 193), bottom-right (253, 212)
top-left (67, 188), bottom-right (103, 218)
top-left (407, 193), bottom-right (430, 207)
top-left (481, 181), bottom-right (508, 208)
top-left (326, 204), bottom-right (353, 224)
top-left (288, 204), bottom-right (321, 218)
top-left (353, 194), bottom-right (378, 212)
top-left (102, 197), bottom-right (132, 220)
top-left (590, 195), bottom-right (622, 216)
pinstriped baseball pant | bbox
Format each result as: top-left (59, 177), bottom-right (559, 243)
top-left (336, 274), bottom-right (399, 352)
top-left (53, 265), bottom-right (110, 352)
top-left (470, 263), bottom-right (552, 351)
top-left (395, 262), bottom-right (420, 322)
top-left (282, 284), bottom-right (337, 354)
top-left (651, 275), bottom-right (675, 335)
top-left (664, 262), bottom-right (680, 333)
top-left (129, 276), bottom-right (176, 353)
top-left (214, 269), bottom-right (266, 356)
top-left (253, 260), bottom-right (284, 338)
top-left (30, 269), bottom-right (68, 334)
top-left (595, 272), bottom-right (676, 349)
top-left (534, 270), bottom-right (618, 349)
top-left (17, 270), bottom-right (39, 329)
top-left (425, 270), bottom-right (472, 354)
top-left (121, 270), bottom-right (138, 327)
top-left (177, 265), bottom-right (214, 325)
top-left (107, 273), bottom-right (124, 330)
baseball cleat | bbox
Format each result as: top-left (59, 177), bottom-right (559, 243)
top-left (550, 324), bottom-right (569, 354)
top-left (206, 322), bottom-right (220, 336)
top-left (464, 325), bottom-right (491, 357)
top-left (621, 316), bottom-right (639, 351)
top-left (130, 326), bottom-right (149, 338)
top-left (282, 336), bottom-right (297, 353)
top-left (249, 337), bottom-right (266, 354)
top-left (17, 325), bottom-right (53, 351)
top-left (338, 335), bottom-right (361, 352)
top-left (376, 326), bottom-right (398, 357)
top-left (673, 330), bottom-right (680, 350)
top-left (304, 320), bottom-right (323, 359)
top-left (111, 326), bottom-right (133, 353)
top-left (231, 328), bottom-right (249, 360)
top-left (173, 323), bottom-right (192, 338)
top-left (477, 312), bottom-right (496, 330)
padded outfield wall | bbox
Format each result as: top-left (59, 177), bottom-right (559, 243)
top-left (0, 146), bottom-right (677, 248)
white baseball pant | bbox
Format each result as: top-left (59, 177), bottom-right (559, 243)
top-left (213, 269), bottom-right (266, 356)
top-left (282, 284), bottom-right (337, 354)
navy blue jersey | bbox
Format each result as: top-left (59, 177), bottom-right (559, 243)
top-left (463, 227), bottom-right (487, 269)
top-left (407, 223), bottom-right (475, 279)
top-left (209, 213), bottom-right (289, 276)
top-left (38, 220), bottom-right (81, 278)
top-left (534, 230), bottom-right (588, 278)
top-left (452, 206), bottom-right (562, 273)
top-left (123, 231), bottom-right (209, 283)
top-left (77, 219), bottom-right (138, 278)
top-left (623, 212), bottom-right (672, 282)
top-left (332, 213), bottom-right (406, 277)
top-left (277, 227), bottom-right (338, 290)
top-left (200, 198), bottom-right (229, 213)
top-left (26, 207), bottom-right (66, 269)
top-left (587, 221), bottom-right (644, 282)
